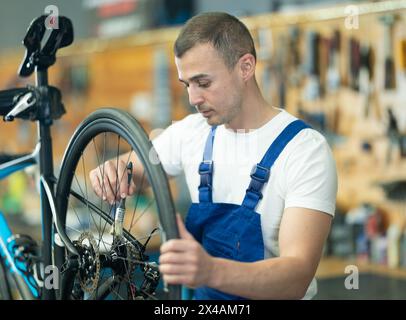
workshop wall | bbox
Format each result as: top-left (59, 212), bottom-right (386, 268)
top-left (246, 2), bottom-right (406, 268)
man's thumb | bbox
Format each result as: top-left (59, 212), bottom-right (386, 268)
top-left (176, 214), bottom-right (193, 240)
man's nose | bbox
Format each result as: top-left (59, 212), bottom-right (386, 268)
top-left (188, 86), bottom-right (204, 106)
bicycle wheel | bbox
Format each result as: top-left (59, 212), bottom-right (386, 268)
top-left (0, 256), bottom-right (12, 300)
top-left (54, 108), bottom-right (180, 300)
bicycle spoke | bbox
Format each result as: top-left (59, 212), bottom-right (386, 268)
top-left (92, 136), bottom-right (110, 253)
top-left (66, 224), bottom-right (83, 235)
top-left (114, 135), bottom-right (121, 199)
top-left (81, 151), bottom-right (103, 239)
top-left (135, 228), bottom-right (161, 246)
top-left (68, 198), bottom-right (86, 232)
top-left (73, 168), bottom-right (112, 254)
top-left (92, 137), bottom-right (103, 231)
top-left (128, 170), bottom-right (146, 235)
top-left (92, 132), bottom-right (117, 251)
top-left (129, 196), bottom-right (155, 234)
top-left (98, 133), bottom-right (110, 247)
top-left (73, 172), bottom-right (104, 240)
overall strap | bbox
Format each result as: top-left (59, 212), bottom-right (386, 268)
top-left (198, 126), bottom-right (217, 203)
top-left (242, 120), bottom-right (310, 210)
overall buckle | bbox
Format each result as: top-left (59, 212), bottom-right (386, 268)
top-left (250, 164), bottom-right (270, 183)
top-left (199, 160), bottom-right (213, 175)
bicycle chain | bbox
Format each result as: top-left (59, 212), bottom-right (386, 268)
top-left (125, 240), bottom-right (143, 299)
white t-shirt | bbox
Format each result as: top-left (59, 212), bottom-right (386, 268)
top-left (152, 108), bottom-right (338, 299)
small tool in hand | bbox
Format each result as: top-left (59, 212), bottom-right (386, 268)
top-left (112, 162), bottom-right (133, 237)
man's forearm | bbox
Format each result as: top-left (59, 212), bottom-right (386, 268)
top-left (208, 256), bottom-right (314, 300)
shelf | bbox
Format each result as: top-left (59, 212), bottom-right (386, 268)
top-left (317, 256), bottom-right (406, 279)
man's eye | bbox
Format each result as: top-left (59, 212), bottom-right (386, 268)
top-left (198, 82), bottom-right (210, 88)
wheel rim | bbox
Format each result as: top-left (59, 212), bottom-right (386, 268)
top-left (57, 122), bottom-right (174, 300)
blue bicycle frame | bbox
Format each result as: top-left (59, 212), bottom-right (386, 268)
top-left (0, 148), bottom-right (39, 299)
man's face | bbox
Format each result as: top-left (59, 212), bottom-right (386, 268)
top-left (175, 43), bottom-right (243, 126)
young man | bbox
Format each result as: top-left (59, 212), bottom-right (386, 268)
top-left (90, 12), bottom-right (337, 300)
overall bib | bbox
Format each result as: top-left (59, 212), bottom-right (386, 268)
top-left (185, 119), bottom-right (310, 300)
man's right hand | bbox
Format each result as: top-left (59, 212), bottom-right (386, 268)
top-left (89, 159), bottom-right (136, 204)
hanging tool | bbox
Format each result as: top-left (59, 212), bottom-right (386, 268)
top-left (275, 34), bottom-right (288, 107)
top-left (348, 37), bottom-right (361, 91)
top-left (387, 108), bottom-right (406, 158)
top-left (303, 31), bottom-right (320, 101)
top-left (380, 14), bottom-right (396, 90)
top-left (326, 30), bottom-right (341, 93)
top-left (288, 26), bottom-right (302, 87)
top-left (257, 27), bottom-right (273, 103)
top-left (359, 45), bottom-right (375, 118)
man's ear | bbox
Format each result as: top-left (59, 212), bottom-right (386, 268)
top-left (238, 53), bottom-right (256, 81)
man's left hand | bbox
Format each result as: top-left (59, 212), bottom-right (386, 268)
top-left (159, 214), bottom-right (215, 288)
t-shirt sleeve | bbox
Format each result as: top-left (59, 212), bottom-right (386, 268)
top-left (283, 129), bottom-right (338, 216)
top-left (152, 122), bottom-right (184, 177)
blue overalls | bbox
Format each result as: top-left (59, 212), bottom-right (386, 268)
top-left (185, 119), bottom-right (310, 300)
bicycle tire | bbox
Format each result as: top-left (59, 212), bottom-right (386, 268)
top-left (54, 108), bottom-right (180, 300)
top-left (0, 256), bottom-right (12, 300)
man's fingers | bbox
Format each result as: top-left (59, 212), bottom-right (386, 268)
top-left (90, 170), bottom-right (102, 198)
top-left (159, 263), bottom-right (197, 276)
top-left (162, 274), bottom-right (190, 286)
top-left (90, 169), bottom-right (110, 202)
top-left (102, 170), bottom-right (116, 204)
top-left (159, 251), bottom-right (197, 265)
top-left (129, 180), bottom-right (136, 196)
top-left (89, 159), bottom-right (138, 204)
top-left (160, 239), bottom-right (196, 254)
top-left (117, 160), bottom-right (130, 199)
top-left (176, 214), bottom-right (194, 240)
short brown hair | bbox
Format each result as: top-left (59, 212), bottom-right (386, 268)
top-left (174, 12), bottom-right (256, 70)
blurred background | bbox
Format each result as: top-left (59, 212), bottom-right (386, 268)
top-left (1, 0), bottom-right (406, 299)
